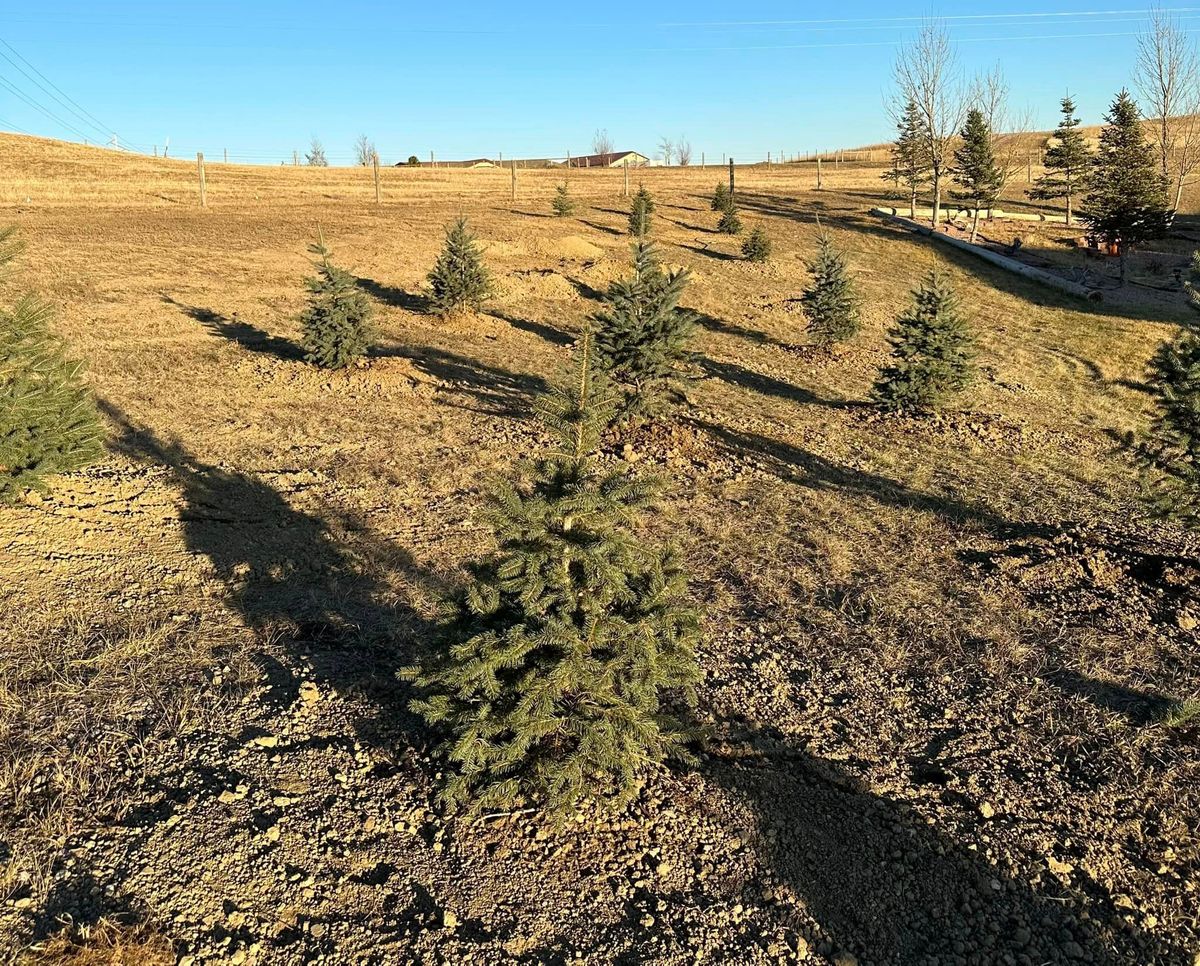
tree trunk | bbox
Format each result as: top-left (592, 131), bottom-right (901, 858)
top-left (931, 171), bottom-right (942, 230)
top-left (970, 207), bottom-right (981, 244)
top-left (1175, 178), bottom-right (1185, 216)
top-left (1065, 192), bottom-right (1072, 227)
top-left (1119, 243), bottom-right (1128, 286)
top-left (910, 185), bottom-right (917, 219)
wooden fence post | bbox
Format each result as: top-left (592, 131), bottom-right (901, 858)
top-left (373, 151), bottom-right (381, 205)
top-left (817, 157), bottom-right (823, 190)
top-left (197, 152), bottom-right (207, 208)
top-left (728, 158), bottom-right (735, 197)
top-left (623, 159), bottom-right (629, 197)
top-left (511, 159), bottom-right (516, 201)
top-left (701, 151), bottom-right (705, 168)
top-left (223, 147), bottom-right (227, 164)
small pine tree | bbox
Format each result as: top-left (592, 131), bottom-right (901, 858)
top-left (551, 181), bottom-right (575, 217)
top-left (801, 234), bottom-right (861, 347)
top-left (594, 240), bottom-right (699, 419)
top-left (1029, 96), bottom-right (1092, 226)
top-left (1139, 255), bottom-right (1200, 523)
top-left (428, 217), bottom-right (493, 315)
top-left (1081, 90), bottom-right (1172, 285)
top-left (711, 181), bottom-right (730, 211)
top-left (716, 196), bottom-right (742, 235)
top-left (0, 227), bottom-right (103, 503)
top-left (299, 232), bottom-right (373, 369)
top-left (741, 225), bottom-right (772, 263)
top-left (628, 184), bottom-right (655, 236)
top-left (952, 108), bottom-right (1003, 244)
top-left (873, 270), bottom-right (976, 412)
top-left (402, 330), bottom-right (701, 818)
top-left (892, 98), bottom-right (931, 217)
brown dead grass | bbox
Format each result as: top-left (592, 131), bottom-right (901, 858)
top-left (21, 918), bottom-right (174, 965)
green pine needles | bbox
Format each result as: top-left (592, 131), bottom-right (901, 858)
top-left (952, 108), bottom-right (1003, 244)
top-left (1030, 96), bottom-right (1092, 227)
top-left (801, 234), bottom-right (861, 347)
top-left (0, 226), bottom-right (103, 503)
top-left (874, 269), bottom-right (976, 412)
top-left (428, 217), bottom-right (493, 315)
top-left (711, 181), bottom-right (730, 212)
top-left (552, 182), bottom-right (575, 217)
top-left (741, 225), bottom-right (772, 263)
top-left (716, 195), bottom-right (742, 235)
top-left (628, 185), bottom-right (654, 236)
top-left (593, 240), bottom-right (700, 420)
top-left (403, 329), bottom-right (702, 819)
top-left (299, 232), bottom-right (374, 369)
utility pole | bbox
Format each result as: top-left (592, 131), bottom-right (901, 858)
top-left (373, 151), bottom-right (381, 205)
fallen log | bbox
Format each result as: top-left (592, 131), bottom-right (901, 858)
top-left (872, 209), bottom-right (1103, 302)
top-left (873, 206), bottom-right (1069, 225)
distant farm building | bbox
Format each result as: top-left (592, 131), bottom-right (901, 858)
top-left (566, 151), bottom-right (649, 168)
top-left (400, 158), bottom-right (497, 168)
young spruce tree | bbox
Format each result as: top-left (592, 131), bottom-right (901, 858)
top-left (1029, 96), bottom-right (1091, 226)
top-left (741, 225), bottom-right (772, 263)
top-left (711, 181), bottom-right (730, 212)
top-left (552, 181), bottom-right (575, 217)
top-left (952, 108), bottom-right (1003, 244)
top-left (403, 329), bottom-right (701, 818)
top-left (628, 184), bottom-right (655, 236)
top-left (428, 217), bottom-right (493, 315)
top-left (801, 234), bottom-right (861, 347)
top-left (874, 269), bottom-right (976, 412)
top-left (892, 98), bottom-right (931, 218)
top-left (299, 232), bottom-right (374, 369)
top-left (0, 226), bottom-right (103, 503)
top-left (1139, 253), bottom-right (1200, 524)
top-left (1081, 90), bottom-right (1172, 285)
top-left (716, 194), bottom-right (742, 235)
top-left (594, 240), bottom-right (699, 419)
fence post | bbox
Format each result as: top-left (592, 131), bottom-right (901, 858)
top-left (373, 151), bottom-right (381, 204)
top-left (701, 151), bottom-right (705, 169)
top-left (511, 159), bottom-right (516, 201)
top-left (623, 159), bottom-right (629, 197)
top-left (728, 158), bottom-right (735, 197)
top-left (224, 147), bottom-right (227, 164)
top-left (817, 157), bottom-right (823, 190)
top-left (197, 152), bottom-right (207, 208)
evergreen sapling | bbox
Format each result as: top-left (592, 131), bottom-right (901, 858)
top-left (874, 270), bottom-right (976, 412)
top-left (1029, 96), bottom-right (1092, 226)
top-left (716, 195), bottom-right (742, 235)
top-left (552, 182), bottom-right (575, 217)
top-left (428, 217), bottom-right (493, 315)
top-left (801, 234), bottom-right (861, 347)
top-left (711, 181), bottom-right (730, 212)
top-left (402, 330), bottom-right (701, 818)
top-left (299, 232), bottom-right (374, 369)
top-left (951, 108), bottom-right (1003, 243)
top-left (741, 225), bottom-right (772, 263)
top-left (628, 185), bottom-right (654, 237)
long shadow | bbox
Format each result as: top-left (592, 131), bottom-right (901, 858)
top-left (695, 312), bottom-right (795, 350)
top-left (679, 243), bottom-right (738, 262)
top-left (705, 726), bottom-right (1187, 964)
top-left (372, 344), bottom-right (548, 417)
top-left (700, 357), bottom-right (848, 410)
top-left (580, 219), bottom-right (624, 237)
top-left (1045, 668), bottom-right (1178, 727)
top-left (692, 417), bottom-right (1016, 532)
top-left (489, 311), bottom-right (575, 347)
top-left (565, 276), bottom-right (608, 303)
top-left (666, 217), bottom-right (717, 234)
top-left (354, 276), bottom-right (430, 313)
top-left (163, 294), bottom-right (303, 361)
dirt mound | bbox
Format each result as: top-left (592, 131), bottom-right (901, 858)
top-left (498, 268), bottom-right (581, 302)
top-left (533, 234), bottom-right (605, 262)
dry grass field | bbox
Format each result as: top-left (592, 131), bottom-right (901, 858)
top-left (1, 132), bottom-right (1198, 965)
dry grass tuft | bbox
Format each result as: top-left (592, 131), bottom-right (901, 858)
top-left (21, 918), bottom-right (174, 965)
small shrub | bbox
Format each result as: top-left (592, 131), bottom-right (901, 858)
top-left (299, 232), bottom-right (374, 369)
top-left (0, 226), bottom-right (103, 503)
top-left (874, 270), bottom-right (976, 412)
top-left (551, 181), bottom-right (575, 217)
top-left (711, 181), bottom-right (730, 211)
top-left (717, 197), bottom-right (742, 235)
top-left (741, 225), bottom-right (772, 262)
top-left (427, 217), bottom-right (493, 315)
top-left (629, 184), bottom-right (654, 236)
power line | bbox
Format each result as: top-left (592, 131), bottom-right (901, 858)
top-left (0, 36), bottom-right (114, 141)
top-left (0, 74), bottom-right (95, 142)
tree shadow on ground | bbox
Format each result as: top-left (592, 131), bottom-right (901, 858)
top-left (1044, 669), bottom-right (1179, 727)
top-left (665, 217), bottom-right (717, 234)
top-left (580, 219), bottom-right (625, 237)
top-left (354, 276), bottom-right (431, 313)
top-left (98, 400), bottom-right (444, 737)
top-left (695, 312), bottom-right (798, 350)
top-left (565, 276), bottom-right (608, 303)
top-left (703, 724), bottom-right (1187, 965)
top-left (372, 344), bottom-right (548, 417)
top-left (489, 311), bottom-right (576, 347)
top-left (679, 243), bottom-right (739, 262)
top-left (690, 417), bottom-right (1018, 533)
top-left (163, 294), bottom-right (304, 361)
top-left (699, 357), bottom-right (850, 410)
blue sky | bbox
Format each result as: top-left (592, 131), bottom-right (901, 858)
top-left (0, 2), bottom-right (1191, 164)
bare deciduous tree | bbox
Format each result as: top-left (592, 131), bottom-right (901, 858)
top-left (658, 136), bottom-right (675, 166)
top-left (892, 19), bottom-right (968, 228)
top-left (1136, 5), bottom-right (1200, 212)
top-left (592, 128), bottom-right (613, 156)
top-left (354, 134), bottom-right (375, 167)
top-left (972, 65), bottom-right (1034, 200)
top-left (676, 136), bottom-right (693, 166)
top-left (306, 137), bottom-right (328, 167)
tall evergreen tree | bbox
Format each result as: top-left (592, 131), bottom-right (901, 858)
top-left (801, 234), bottom-right (861, 347)
top-left (716, 195), bottom-right (742, 235)
top-left (1140, 253), bottom-right (1200, 524)
top-left (628, 184), bottom-right (655, 236)
top-left (594, 240), bottom-right (699, 420)
top-left (1081, 90), bottom-right (1172, 285)
top-left (402, 330), bottom-right (701, 818)
top-left (551, 182), bottom-right (575, 217)
top-left (874, 270), bottom-right (976, 412)
top-left (299, 232), bottom-right (374, 369)
top-left (1029, 96), bottom-right (1092, 226)
top-left (0, 227), bottom-right (103, 503)
top-left (952, 108), bottom-right (1003, 243)
top-left (428, 217), bottom-right (493, 315)
top-left (892, 98), bottom-right (931, 218)
top-left (711, 181), bottom-right (730, 212)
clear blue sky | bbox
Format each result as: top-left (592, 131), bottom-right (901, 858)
top-left (0, 2), bottom-right (1192, 164)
